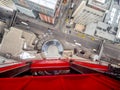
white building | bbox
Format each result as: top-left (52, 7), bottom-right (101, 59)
top-left (84, 22), bottom-right (97, 36)
top-left (15, 4), bottom-right (37, 18)
top-left (84, 22), bottom-right (116, 41)
top-left (0, 0), bottom-right (16, 11)
top-left (87, 0), bottom-right (112, 11)
top-left (95, 22), bottom-right (116, 41)
top-left (72, 1), bottom-right (105, 25)
top-left (104, 1), bottom-right (120, 27)
top-left (26, 0), bottom-right (60, 17)
top-left (13, 0), bottom-right (62, 24)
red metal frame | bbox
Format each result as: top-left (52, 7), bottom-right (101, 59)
top-left (72, 61), bottom-right (108, 71)
top-left (0, 59), bottom-right (120, 90)
top-left (31, 59), bottom-right (70, 71)
top-left (0, 62), bottom-right (30, 77)
top-left (0, 74), bottom-right (120, 90)
top-left (70, 61), bottom-right (108, 74)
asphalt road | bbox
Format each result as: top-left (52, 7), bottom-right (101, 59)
top-left (14, 18), bottom-right (120, 60)
top-left (0, 5), bottom-right (120, 60)
top-left (16, 20), bottom-right (100, 49)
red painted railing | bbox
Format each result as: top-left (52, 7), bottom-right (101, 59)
top-left (0, 59), bottom-right (119, 90)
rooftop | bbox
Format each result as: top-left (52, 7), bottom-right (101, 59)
top-left (0, 0), bottom-right (16, 11)
top-left (28, 0), bottom-right (58, 10)
top-left (95, 0), bottom-right (106, 4)
top-left (87, 0), bottom-right (112, 11)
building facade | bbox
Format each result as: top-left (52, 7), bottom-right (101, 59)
top-left (13, 0), bottom-right (30, 8)
top-left (72, 0), bottom-right (112, 26)
top-left (0, 0), bottom-right (16, 11)
top-left (15, 4), bottom-right (37, 18)
top-left (72, 1), bottom-right (105, 25)
top-left (13, 0), bottom-right (62, 24)
top-left (84, 22), bottom-right (116, 41)
top-left (87, 0), bottom-right (112, 11)
top-left (104, 0), bottom-right (120, 27)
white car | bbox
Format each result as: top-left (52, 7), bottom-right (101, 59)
top-left (21, 21), bottom-right (28, 26)
top-left (75, 42), bottom-right (81, 47)
top-left (74, 40), bottom-right (81, 46)
top-left (21, 21), bottom-right (30, 29)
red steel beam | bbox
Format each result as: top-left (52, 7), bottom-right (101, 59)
top-left (31, 60), bottom-right (70, 72)
top-left (0, 74), bottom-right (119, 90)
top-left (70, 61), bottom-right (108, 74)
top-left (0, 62), bottom-right (30, 77)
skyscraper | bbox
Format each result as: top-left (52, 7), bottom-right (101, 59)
top-left (13, 0), bottom-right (62, 24)
top-left (72, 0), bottom-right (112, 25)
top-left (87, 0), bottom-right (112, 11)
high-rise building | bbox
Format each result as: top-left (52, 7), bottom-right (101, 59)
top-left (13, 0), bottom-right (30, 8)
top-left (15, 4), bottom-right (37, 18)
top-left (38, 0), bottom-right (62, 24)
top-left (87, 0), bottom-right (112, 11)
top-left (104, 0), bottom-right (120, 27)
top-left (13, 0), bottom-right (62, 24)
top-left (26, 0), bottom-right (60, 17)
top-left (72, 0), bottom-right (112, 25)
top-left (0, 0), bottom-right (16, 11)
top-left (72, 1), bottom-right (104, 25)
